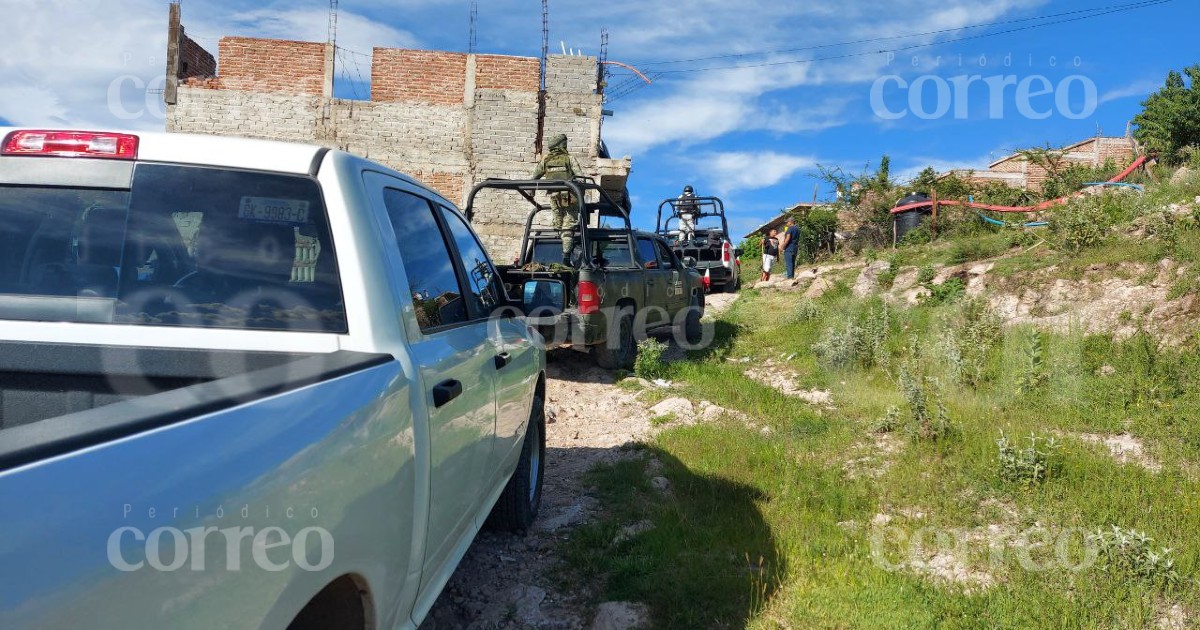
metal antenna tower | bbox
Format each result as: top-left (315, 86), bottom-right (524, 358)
top-left (468, 1), bottom-right (478, 53)
top-left (536, 0), bottom-right (549, 151)
top-left (597, 28), bottom-right (608, 96)
top-left (327, 0), bottom-right (339, 48)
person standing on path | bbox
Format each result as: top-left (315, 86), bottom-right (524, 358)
top-left (532, 133), bottom-right (585, 264)
top-left (779, 216), bottom-right (801, 280)
top-left (761, 229), bottom-right (779, 282)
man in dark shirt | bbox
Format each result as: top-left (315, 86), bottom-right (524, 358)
top-left (778, 216), bottom-right (801, 280)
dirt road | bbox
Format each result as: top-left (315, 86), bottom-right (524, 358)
top-left (420, 292), bottom-right (739, 629)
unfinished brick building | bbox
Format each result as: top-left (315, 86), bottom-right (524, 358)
top-left (163, 13), bottom-right (631, 260)
top-left (941, 136), bottom-right (1138, 192)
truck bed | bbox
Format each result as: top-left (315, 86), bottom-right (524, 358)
top-left (0, 342), bottom-right (390, 470)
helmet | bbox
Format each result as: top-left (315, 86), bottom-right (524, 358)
top-left (683, 185), bottom-right (694, 194)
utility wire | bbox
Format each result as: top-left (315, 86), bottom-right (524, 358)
top-left (652, 0), bottom-right (1174, 75)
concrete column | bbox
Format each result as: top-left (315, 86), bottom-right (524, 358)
top-left (323, 43), bottom-right (335, 98)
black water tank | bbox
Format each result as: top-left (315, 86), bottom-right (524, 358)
top-left (893, 193), bottom-right (932, 241)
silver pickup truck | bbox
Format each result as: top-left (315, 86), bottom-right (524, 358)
top-left (0, 128), bottom-right (546, 629)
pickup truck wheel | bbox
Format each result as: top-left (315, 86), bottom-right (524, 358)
top-left (487, 395), bottom-right (545, 533)
top-left (595, 307), bottom-right (636, 370)
top-left (725, 275), bottom-right (740, 293)
top-left (684, 296), bottom-right (703, 344)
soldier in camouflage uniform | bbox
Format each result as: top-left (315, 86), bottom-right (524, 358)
top-left (532, 133), bottom-right (585, 264)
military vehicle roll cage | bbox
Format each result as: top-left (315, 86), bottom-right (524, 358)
top-left (656, 196), bottom-right (730, 242)
top-left (466, 178), bottom-right (633, 269)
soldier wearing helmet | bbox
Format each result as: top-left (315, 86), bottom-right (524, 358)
top-left (532, 133), bottom-right (585, 264)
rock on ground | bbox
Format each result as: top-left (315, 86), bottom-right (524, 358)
top-left (649, 397), bottom-right (695, 419)
top-left (853, 260), bottom-right (891, 298)
top-left (590, 602), bottom-right (651, 630)
top-left (1077, 432), bottom-right (1161, 472)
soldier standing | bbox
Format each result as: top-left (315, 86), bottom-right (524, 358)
top-left (532, 133), bottom-right (584, 264)
top-left (677, 185), bottom-right (698, 243)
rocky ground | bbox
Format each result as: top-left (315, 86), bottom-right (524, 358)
top-left (420, 292), bottom-right (740, 630)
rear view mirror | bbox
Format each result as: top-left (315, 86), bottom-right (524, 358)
top-left (523, 279), bottom-right (565, 316)
top-left (682, 256), bottom-right (698, 269)
top-left (734, 248), bottom-right (744, 257)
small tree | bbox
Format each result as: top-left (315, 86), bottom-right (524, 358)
top-left (1133, 65), bottom-right (1200, 165)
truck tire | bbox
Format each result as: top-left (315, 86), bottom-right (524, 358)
top-left (725, 274), bottom-right (740, 293)
top-left (684, 296), bottom-right (703, 344)
top-left (595, 307), bottom-right (636, 370)
top-left (487, 395), bottom-right (545, 533)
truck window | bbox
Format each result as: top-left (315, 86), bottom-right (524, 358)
top-left (380, 189), bottom-right (468, 331)
top-left (654, 240), bottom-right (676, 270)
top-left (589, 235), bottom-right (634, 268)
top-left (0, 163), bottom-right (347, 332)
top-left (437, 205), bottom-right (501, 316)
top-left (635, 237), bottom-right (658, 268)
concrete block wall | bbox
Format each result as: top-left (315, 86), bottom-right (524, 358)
top-left (167, 34), bottom-right (627, 261)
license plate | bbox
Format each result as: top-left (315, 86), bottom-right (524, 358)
top-left (238, 197), bottom-right (310, 224)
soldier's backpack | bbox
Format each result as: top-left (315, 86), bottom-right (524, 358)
top-left (541, 151), bottom-right (577, 181)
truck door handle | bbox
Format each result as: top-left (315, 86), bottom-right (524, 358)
top-left (432, 379), bottom-right (463, 408)
top-left (494, 352), bottom-right (511, 370)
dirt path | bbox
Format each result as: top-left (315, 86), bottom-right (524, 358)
top-left (420, 291), bottom-right (740, 629)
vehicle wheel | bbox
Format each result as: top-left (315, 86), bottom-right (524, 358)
top-left (684, 296), bottom-right (703, 344)
top-left (487, 395), bottom-right (545, 533)
top-left (595, 307), bottom-right (636, 370)
top-left (725, 275), bottom-right (740, 293)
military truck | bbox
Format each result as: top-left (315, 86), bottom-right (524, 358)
top-left (467, 179), bottom-right (705, 369)
top-left (657, 195), bottom-right (742, 293)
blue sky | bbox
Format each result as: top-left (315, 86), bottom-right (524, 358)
top-left (2, 0), bottom-right (1195, 236)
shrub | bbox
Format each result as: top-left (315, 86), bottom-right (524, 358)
top-left (921, 277), bottom-right (965, 306)
top-left (812, 302), bottom-right (892, 370)
top-left (1017, 329), bottom-right (1048, 393)
top-left (997, 432), bottom-right (1061, 485)
top-left (877, 253), bottom-right (900, 288)
top-left (916, 264), bottom-right (937, 285)
top-left (1049, 200), bottom-right (1110, 252)
top-left (634, 338), bottom-right (668, 380)
top-left (871, 406), bottom-right (902, 434)
top-left (947, 237), bottom-right (1009, 265)
top-left (937, 299), bottom-right (1003, 389)
top-left (900, 219), bottom-right (933, 245)
top-left (898, 364), bottom-right (953, 441)
top-left (787, 299), bottom-right (824, 324)
top-left (1088, 526), bottom-right (1180, 588)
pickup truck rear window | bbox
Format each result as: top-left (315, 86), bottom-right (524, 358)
top-left (0, 163), bottom-right (347, 332)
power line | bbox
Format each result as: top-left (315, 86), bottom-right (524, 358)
top-left (653, 0), bottom-right (1174, 75)
top-left (640, 0), bottom-right (1172, 68)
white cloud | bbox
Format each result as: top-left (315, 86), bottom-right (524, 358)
top-left (222, 8), bottom-right (419, 54)
top-left (603, 0), bottom-right (1049, 154)
top-left (0, 0), bottom-right (169, 130)
top-left (0, 0), bottom-right (421, 130)
top-left (695, 151), bottom-right (817, 193)
top-left (1099, 78), bottom-right (1159, 105)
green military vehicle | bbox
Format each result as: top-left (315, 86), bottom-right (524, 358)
top-left (467, 179), bottom-right (706, 369)
top-left (657, 194), bottom-right (743, 293)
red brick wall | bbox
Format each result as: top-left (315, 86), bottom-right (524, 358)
top-left (372, 49), bottom-right (467, 105)
top-left (475, 55), bottom-right (540, 91)
top-left (218, 37), bottom-right (327, 95)
top-left (179, 33), bottom-right (216, 80)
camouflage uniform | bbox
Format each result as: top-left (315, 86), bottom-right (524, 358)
top-left (532, 134), bottom-right (584, 261)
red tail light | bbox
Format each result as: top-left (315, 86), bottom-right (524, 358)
top-left (2, 130), bottom-right (139, 160)
top-left (577, 280), bottom-right (600, 315)
top-left (722, 242), bottom-right (732, 263)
